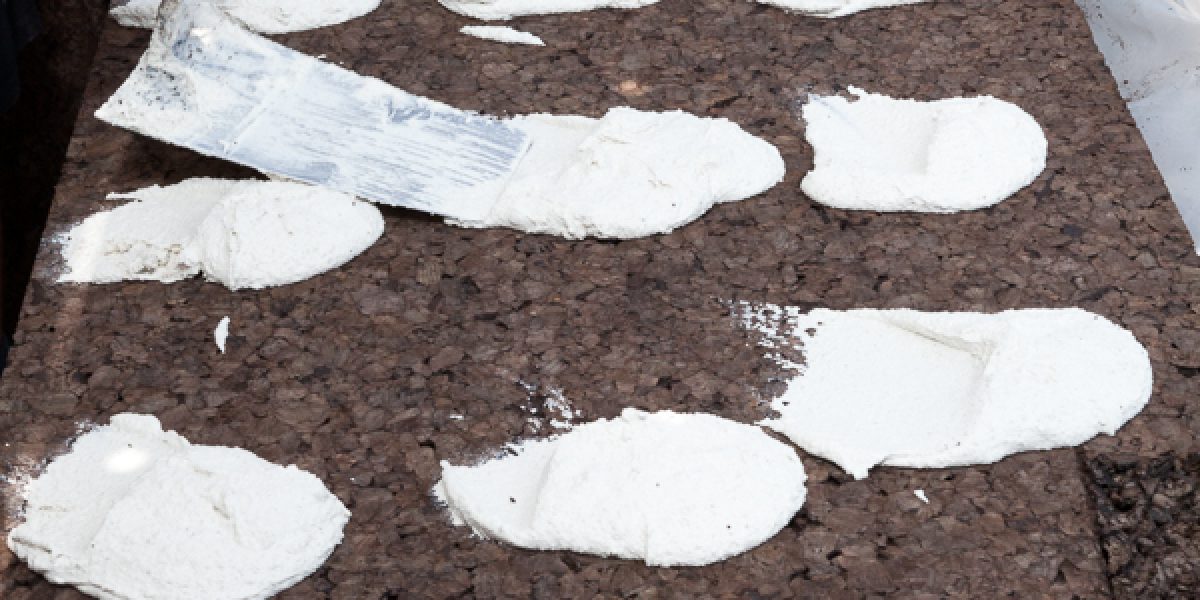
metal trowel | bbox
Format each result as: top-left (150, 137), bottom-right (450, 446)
top-left (96, 0), bottom-right (530, 221)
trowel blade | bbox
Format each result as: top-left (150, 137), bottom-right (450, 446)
top-left (96, 0), bottom-right (529, 221)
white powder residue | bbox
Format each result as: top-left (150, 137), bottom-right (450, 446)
top-left (57, 178), bottom-right (384, 291)
top-left (736, 304), bottom-right (1152, 479)
top-left (440, 0), bottom-right (659, 20)
top-left (6, 414), bottom-right (349, 599)
top-left (542, 387), bottom-right (578, 430)
top-left (914, 489), bottom-right (928, 503)
top-left (460, 25), bottom-right (545, 46)
top-left (451, 107), bottom-right (785, 239)
top-left (110, 0), bottom-right (381, 33)
top-left (1, 451), bottom-right (45, 529)
top-left (757, 0), bottom-right (927, 18)
top-left (734, 301), bottom-right (806, 371)
top-left (434, 408), bottom-right (807, 567)
top-left (519, 383), bottom-right (581, 431)
top-left (214, 316), bottom-right (230, 354)
top-left (800, 87), bottom-right (1048, 213)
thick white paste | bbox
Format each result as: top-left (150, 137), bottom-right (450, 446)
top-left (6, 414), bottom-right (350, 600)
top-left (757, 0), bottom-right (928, 18)
top-left (460, 25), bottom-right (545, 46)
top-left (451, 108), bottom-right (786, 239)
top-left (214, 316), bottom-right (230, 353)
top-left (58, 178), bottom-right (384, 290)
top-left (737, 304), bottom-right (1152, 479)
top-left (440, 0), bottom-right (659, 21)
top-left (434, 408), bottom-right (807, 567)
top-left (110, 0), bottom-right (381, 33)
top-left (801, 87), bottom-right (1048, 212)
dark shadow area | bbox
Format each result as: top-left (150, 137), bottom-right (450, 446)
top-left (1088, 452), bottom-right (1200, 598)
top-left (0, 0), bottom-right (109, 346)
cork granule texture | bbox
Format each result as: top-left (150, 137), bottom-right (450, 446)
top-left (4, 1), bottom-right (1200, 598)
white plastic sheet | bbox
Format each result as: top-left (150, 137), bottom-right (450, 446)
top-left (1078, 0), bottom-right (1200, 251)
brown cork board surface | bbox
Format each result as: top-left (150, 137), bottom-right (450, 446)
top-left (3, 0), bottom-right (1199, 597)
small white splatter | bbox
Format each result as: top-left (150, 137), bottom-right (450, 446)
top-left (214, 316), bottom-right (230, 354)
top-left (914, 489), bottom-right (929, 503)
top-left (460, 25), bottom-right (545, 46)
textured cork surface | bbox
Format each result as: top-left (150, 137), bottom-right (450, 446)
top-left (3, 0), bottom-right (1199, 597)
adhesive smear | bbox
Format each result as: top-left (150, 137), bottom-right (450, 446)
top-left (801, 87), bottom-right (1047, 212)
top-left (6, 413), bottom-right (349, 600)
top-left (57, 178), bottom-right (384, 290)
top-left (434, 408), bottom-right (807, 567)
top-left (110, 0), bottom-right (381, 33)
top-left (440, 0), bottom-right (660, 20)
top-left (452, 108), bottom-right (786, 239)
top-left (758, 0), bottom-right (928, 17)
top-left (461, 25), bottom-right (545, 46)
top-left (736, 304), bottom-right (1152, 479)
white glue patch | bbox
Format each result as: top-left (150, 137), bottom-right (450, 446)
top-left (800, 87), bottom-right (1048, 213)
top-left (451, 107), bottom-right (785, 239)
top-left (434, 409), bottom-right (807, 567)
top-left (914, 489), bottom-right (928, 503)
top-left (58, 178), bottom-right (384, 290)
top-left (757, 0), bottom-right (927, 18)
top-left (6, 414), bottom-right (349, 599)
top-left (440, 0), bottom-right (659, 20)
top-left (736, 304), bottom-right (1152, 479)
top-left (110, 0), bottom-right (381, 33)
top-left (460, 25), bottom-right (545, 46)
top-left (214, 316), bottom-right (230, 353)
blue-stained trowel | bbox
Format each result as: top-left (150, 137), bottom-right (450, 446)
top-left (96, 0), bottom-right (530, 221)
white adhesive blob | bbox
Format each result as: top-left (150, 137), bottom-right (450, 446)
top-left (914, 489), bottom-right (928, 503)
top-left (801, 87), bottom-right (1048, 212)
top-left (460, 25), bottom-right (545, 46)
top-left (58, 178), bottom-right (384, 290)
top-left (6, 414), bottom-right (349, 600)
top-left (214, 316), bottom-right (230, 353)
top-left (110, 0), bottom-right (381, 33)
top-left (440, 0), bottom-right (659, 20)
top-left (451, 107), bottom-right (785, 239)
top-left (757, 0), bottom-right (927, 17)
top-left (434, 408), bottom-right (807, 566)
top-left (737, 304), bottom-right (1152, 479)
